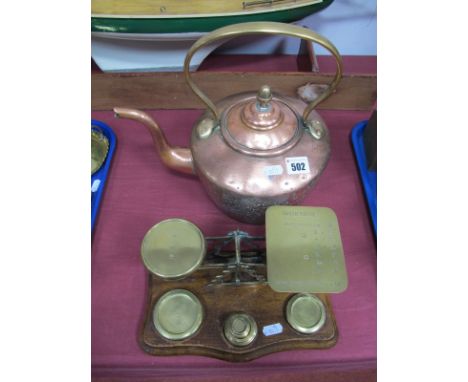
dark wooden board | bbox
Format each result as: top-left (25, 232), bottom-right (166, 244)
top-left (140, 265), bottom-right (338, 362)
top-left (92, 71), bottom-right (376, 111)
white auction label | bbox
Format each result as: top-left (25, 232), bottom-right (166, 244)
top-left (91, 179), bottom-right (101, 192)
top-left (285, 156), bottom-right (310, 175)
top-left (262, 323), bottom-right (283, 336)
top-left (263, 165), bottom-right (284, 177)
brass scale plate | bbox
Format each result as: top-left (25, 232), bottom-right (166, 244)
top-left (139, 206), bottom-right (348, 361)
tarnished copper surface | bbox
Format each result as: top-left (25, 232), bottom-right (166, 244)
top-left (114, 90), bottom-right (330, 224)
top-left (240, 96), bottom-right (284, 130)
top-left (113, 107), bottom-right (195, 175)
top-left (240, 86), bottom-right (283, 131)
top-left (224, 96), bottom-right (300, 155)
top-left (241, 99), bottom-right (283, 130)
top-left (191, 93), bottom-right (330, 224)
top-left (222, 86), bottom-right (300, 155)
top-left (113, 22), bottom-right (341, 224)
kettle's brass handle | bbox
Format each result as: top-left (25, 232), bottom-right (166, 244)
top-left (184, 22), bottom-right (343, 123)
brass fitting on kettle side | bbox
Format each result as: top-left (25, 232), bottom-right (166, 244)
top-left (306, 120), bottom-right (324, 140)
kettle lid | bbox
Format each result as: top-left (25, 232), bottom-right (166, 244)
top-left (221, 85), bottom-right (301, 156)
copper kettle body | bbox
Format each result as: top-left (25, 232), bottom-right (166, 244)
top-left (114, 22), bottom-right (343, 224)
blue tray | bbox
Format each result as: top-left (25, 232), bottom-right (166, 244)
top-left (92, 120), bottom-right (117, 232)
top-left (351, 120), bottom-right (377, 235)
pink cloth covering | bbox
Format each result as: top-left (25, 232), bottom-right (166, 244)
top-left (91, 107), bottom-right (376, 378)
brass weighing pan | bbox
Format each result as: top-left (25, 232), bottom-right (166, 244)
top-left (141, 219), bottom-right (206, 280)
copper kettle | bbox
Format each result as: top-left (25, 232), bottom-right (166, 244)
top-left (114, 22), bottom-right (343, 224)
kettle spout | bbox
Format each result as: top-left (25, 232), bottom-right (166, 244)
top-left (113, 107), bottom-right (194, 175)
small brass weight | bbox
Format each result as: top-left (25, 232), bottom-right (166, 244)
top-left (139, 206), bottom-right (348, 361)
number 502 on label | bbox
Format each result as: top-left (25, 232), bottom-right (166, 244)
top-left (285, 157), bottom-right (310, 175)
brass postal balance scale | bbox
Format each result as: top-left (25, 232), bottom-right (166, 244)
top-left (139, 206), bottom-right (348, 362)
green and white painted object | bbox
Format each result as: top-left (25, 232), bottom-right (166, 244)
top-left (92, 0), bottom-right (333, 34)
top-left (91, 0), bottom-right (334, 72)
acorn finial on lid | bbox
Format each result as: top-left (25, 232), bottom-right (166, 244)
top-left (256, 85), bottom-right (272, 110)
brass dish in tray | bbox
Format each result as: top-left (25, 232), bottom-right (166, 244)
top-left (91, 127), bottom-right (110, 175)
